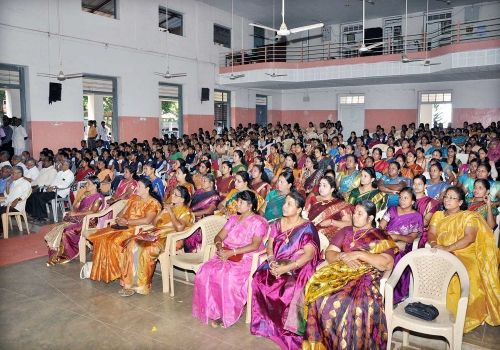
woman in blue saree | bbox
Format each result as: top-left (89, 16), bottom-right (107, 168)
top-left (260, 168), bottom-right (294, 222)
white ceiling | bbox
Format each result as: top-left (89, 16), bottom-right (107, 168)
top-left (199, 0), bottom-right (487, 28)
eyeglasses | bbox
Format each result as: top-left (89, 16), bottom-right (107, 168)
top-left (443, 195), bottom-right (459, 201)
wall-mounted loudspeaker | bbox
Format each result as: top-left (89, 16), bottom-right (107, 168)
top-left (49, 82), bottom-right (62, 104)
top-left (201, 88), bottom-right (210, 102)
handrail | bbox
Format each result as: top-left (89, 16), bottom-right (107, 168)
top-left (220, 17), bottom-right (500, 67)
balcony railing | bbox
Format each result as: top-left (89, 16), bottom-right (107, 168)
top-left (220, 17), bottom-right (500, 67)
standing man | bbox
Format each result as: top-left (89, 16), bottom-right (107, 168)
top-left (12, 117), bottom-right (28, 156)
top-left (87, 120), bottom-right (98, 150)
top-left (1, 117), bottom-right (14, 157)
top-left (98, 121), bottom-right (110, 149)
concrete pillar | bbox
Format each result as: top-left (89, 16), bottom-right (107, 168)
top-left (87, 95), bottom-right (104, 123)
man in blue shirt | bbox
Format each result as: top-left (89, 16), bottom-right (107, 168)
top-left (0, 165), bottom-right (13, 194)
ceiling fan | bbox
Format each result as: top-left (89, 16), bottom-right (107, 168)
top-left (265, 72), bottom-right (287, 78)
top-left (358, 0), bottom-right (385, 53)
top-left (411, 0), bottom-right (442, 66)
top-left (249, 0), bottom-right (324, 37)
top-left (155, 0), bottom-right (187, 79)
top-left (37, 0), bottom-right (83, 81)
top-left (399, 0), bottom-right (424, 63)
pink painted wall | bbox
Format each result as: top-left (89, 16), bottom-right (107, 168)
top-left (231, 107), bottom-right (256, 127)
top-left (364, 109), bottom-right (418, 132)
top-left (268, 109), bottom-right (282, 124)
top-left (118, 116), bottom-right (159, 143)
top-left (452, 108), bottom-right (500, 128)
top-left (280, 110), bottom-right (337, 128)
top-left (29, 121), bottom-right (83, 157)
top-left (183, 114), bottom-right (214, 135)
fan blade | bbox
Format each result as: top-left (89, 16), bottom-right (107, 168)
top-left (37, 73), bottom-right (58, 78)
top-left (154, 72), bottom-right (165, 76)
top-left (249, 23), bottom-right (279, 33)
top-left (365, 42), bottom-right (385, 50)
top-left (168, 73), bottom-right (187, 77)
top-left (289, 23), bottom-right (324, 34)
top-left (65, 73), bottom-right (84, 79)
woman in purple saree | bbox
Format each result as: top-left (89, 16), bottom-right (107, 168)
top-left (45, 176), bottom-right (106, 265)
top-left (251, 191), bottom-right (321, 350)
top-left (183, 174), bottom-right (221, 252)
top-left (413, 175), bottom-right (440, 247)
top-left (379, 187), bottom-right (423, 303)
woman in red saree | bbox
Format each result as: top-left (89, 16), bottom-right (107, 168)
top-left (251, 164), bottom-right (271, 199)
top-left (107, 166), bottom-right (137, 205)
top-left (216, 161), bottom-right (235, 201)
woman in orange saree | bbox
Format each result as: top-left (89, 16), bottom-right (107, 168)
top-left (88, 178), bottom-right (162, 283)
top-left (120, 185), bottom-right (195, 296)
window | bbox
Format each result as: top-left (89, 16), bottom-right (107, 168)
top-left (159, 7), bottom-right (183, 36)
top-left (339, 95), bottom-right (365, 105)
top-left (419, 91), bottom-right (453, 127)
top-left (214, 90), bottom-right (230, 128)
top-left (82, 0), bottom-right (117, 19)
top-left (214, 24), bottom-right (231, 48)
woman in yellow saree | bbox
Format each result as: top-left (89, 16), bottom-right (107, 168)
top-left (303, 200), bottom-right (397, 350)
top-left (88, 178), bottom-right (162, 283)
top-left (428, 186), bottom-right (500, 333)
top-left (119, 185), bottom-right (195, 296)
top-left (217, 171), bottom-right (264, 215)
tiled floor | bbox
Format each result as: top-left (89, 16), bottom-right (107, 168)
top-left (0, 226), bottom-right (498, 350)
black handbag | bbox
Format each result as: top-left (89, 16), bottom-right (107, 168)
top-left (404, 302), bottom-right (439, 321)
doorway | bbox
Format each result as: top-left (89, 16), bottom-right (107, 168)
top-left (82, 75), bottom-right (118, 142)
top-left (338, 94), bottom-right (365, 136)
top-left (0, 64), bottom-right (27, 124)
top-left (159, 83), bottom-right (182, 137)
top-left (418, 91), bottom-right (452, 128)
top-left (256, 94), bottom-right (268, 126)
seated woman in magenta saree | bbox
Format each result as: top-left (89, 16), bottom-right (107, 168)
top-left (251, 192), bottom-right (321, 350)
top-left (45, 177), bottom-right (105, 265)
top-left (303, 201), bottom-right (398, 350)
top-left (413, 175), bottom-right (441, 247)
top-left (184, 174), bottom-right (221, 252)
top-left (379, 188), bottom-right (423, 303)
top-left (192, 190), bottom-right (267, 328)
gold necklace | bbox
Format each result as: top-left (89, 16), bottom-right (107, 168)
top-left (282, 217), bottom-right (302, 244)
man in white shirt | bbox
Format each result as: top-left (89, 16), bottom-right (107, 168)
top-left (12, 117), bottom-right (28, 156)
top-left (31, 157), bottom-right (57, 189)
top-left (25, 159), bottom-right (74, 223)
top-left (10, 155), bottom-right (27, 173)
top-left (23, 158), bottom-right (40, 183)
top-left (98, 121), bottom-right (110, 148)
top-left (0, 166), bottom-right (31, 234)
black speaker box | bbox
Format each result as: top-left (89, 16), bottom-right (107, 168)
top-left (49, 82), bottom-right (62, 104)
top-left (201, 88), bottom-right (210, 102)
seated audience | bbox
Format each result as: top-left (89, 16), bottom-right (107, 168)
top-left (192, 190), bottom-right (267, 328)
top-left (303, 200), bottom-right (397, 349)
top-left (467, 179), bottom-right (498, 229)
top-left (347, 167), bottom-right (387, 212)
top-left (0, 166), bottom-right (31, 233)
top-left (336, 154), bottom-right (360, 199)
top-left (260, 168), bottom-right (294, 222)
top-left (107, 166), bottom-right (137, 205)
top-left (251, 191), bottom-right (320, 349)
top-left (378, 161), bottom-right (408, 207)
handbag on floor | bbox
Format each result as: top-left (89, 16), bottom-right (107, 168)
top-left (404, 301), bottom-right (439, 321)
top-left (80, 262), bottom-right (93, 279)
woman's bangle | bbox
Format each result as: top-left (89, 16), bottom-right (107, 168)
top-left (215, 241), bottom-right (223, 248)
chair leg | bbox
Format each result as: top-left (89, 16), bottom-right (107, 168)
top-left (169, 260), bottom-right (175, 297)
top-left (387, 327), bottom-right (393, 350)
top-left (245, 280), bottom-right (253, 324)
top-left (158, 252), bottom-right (169, 294)
top-left (15, 216), bottom-right (23, 232)
top-left (9, 216), bottom-right (13, 230)
top-left (51, 201), bottom-right (58, 223)
top-left (78, 236), bottom-right (86, 263)
top-left (22, 213), bottom-right (30, 235)
top-left (402, 330), bottom-right (410, 346)
top-left (2, 214), bottom-right (9, 239)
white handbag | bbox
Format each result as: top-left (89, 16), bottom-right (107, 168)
top-left (80, 262), bottom-right (93, 279)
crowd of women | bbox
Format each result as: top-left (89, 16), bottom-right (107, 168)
top-left (40, 119), bottom-right (499, 349)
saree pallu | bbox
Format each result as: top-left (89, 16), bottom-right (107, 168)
top-left (467, 200), bottom-right (499, 222)
top-left (164, 171), bottom-right (178, 199)
top-left (373, 160), bottom-right (389, 175)
top-left (402, 164), bottom-right (424, 179)
top-left (337, 171), bottom-right (360, 198)
top-left (231, 163), bottom-right (247, 175)
top-left (308, 199), bottom-right (353, 241)
top-left (426, 181), bottom-right (449, 200)
top-left (113, 179), bottom-right (137, 200)
top-left (251, 221), bottom-right (321, 350)
top-left (184, 190), bottom-right (221, 252)
top-left (302, 227), bottom-right (398, 350)
top-left (120, 205), bottom-right (194, 294)
top-left (347, 188), bottom-right (387, 213)
top-left (216, 175), bottom-right (235, 200)
top-left (222, 189), bottom-right (264, 215)
top-left (415, 196), bottom-right (440, 248)
top-left (303, 170), bottom-right (323, 195)
top-left (381, 175), bottom-right (409, 207)
top-left (430, 210), bottom-right (500, 333)
top-left (263, 190), bottom-right (286, 222)
top-left (252, 180), bottom-right (271, 200)
top-left (45, 192), bottom-right (105, 264)
top-left (165, 182), bottom-right (194, 204)
top-left (192, 214), bottom-right (268, 328)
top-left (383, 207), bottom-right (423, 303)
top-left (88, 195), bottom-right (162, 283)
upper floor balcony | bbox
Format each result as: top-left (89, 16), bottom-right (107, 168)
top-left (218, 17), bottom-right (500, 88)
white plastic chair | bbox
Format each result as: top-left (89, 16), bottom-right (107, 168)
top-left (385, 248), bottom-right (469, 350)
top-left (455, 153), bottom-right (469, 165)
top-left (2, 187), bottom-right (32, 239)
top-left (167, 215), bottom-right (227, 297)
top-left (46, 186), bottom-right (73, 223)
top-left (78, 199), bottom-right (127, 263)
top-left (494, 214), bottom-right (500, 247)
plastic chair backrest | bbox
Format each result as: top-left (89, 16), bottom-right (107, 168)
top-left (199, 215), bottom-right (228, 252)
top-left (318, 232), bottom-right (329, 253)
top-left (390, 248), bottom-right (469, 303)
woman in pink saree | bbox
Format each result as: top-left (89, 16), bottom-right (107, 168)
top-left (251, 191), bottom-right (321, 350)
top-left (192, 190), bottom-right (268, 328)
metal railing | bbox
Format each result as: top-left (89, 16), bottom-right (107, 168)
top-left (220, 17), bottom-right (500, 67)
